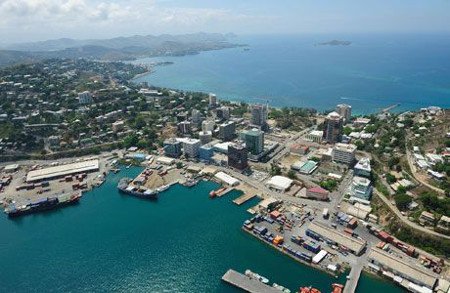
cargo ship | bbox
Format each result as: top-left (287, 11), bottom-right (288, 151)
top-left (4, 191), bottom-right (82, 217)
top-left (117, 177), bottom-right (158, 199)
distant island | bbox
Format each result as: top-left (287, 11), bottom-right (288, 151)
top-left (316, 40), bottom-right (352, 46)
top-left (0, 33), bottom-right (242, 67)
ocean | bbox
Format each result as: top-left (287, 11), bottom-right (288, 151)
top-left (134, 34), bottom-right (450, 114)
top-left (0, 168), bottom-right (404, 292)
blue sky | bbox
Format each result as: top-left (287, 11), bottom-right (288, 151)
top-left (1, 0), bottom-right (449, 43)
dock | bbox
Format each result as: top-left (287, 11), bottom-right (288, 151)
top-left (233, 193), bottom-right (257, 205)
top-left (343, 265), bottom-right (362, 293)
top-left (217, 187), bottom-right (234, 197)
top-left (381, 103), bottom-right (400, 113)
top-left (221, 269), bottom-right (281, 293)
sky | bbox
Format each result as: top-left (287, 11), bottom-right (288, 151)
top-left (1, 0), bottom-right (450, 43)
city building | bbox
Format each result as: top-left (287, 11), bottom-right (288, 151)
top-left (306, 187), bottom-right (329, 201)
top-left (290, 144), bottom-right (309, 155)
top-left (354, 157), bottom-right (371, 178)
top-left (48, 135), bottom-right (60, 148)
top-left (78, 91), bottom-right (93, 104)
top-left (163, 138), bottom-right (182, 158)
top-left (323, 112), bottom-right (343, 143)
top-left (208, 93), bottom-right (217, 108)
top-left (191, 109), bottom-right (203, 125)
top-left (266, 176), bottom-right (293, 192)
top-left (250, 103), bottom-right (268, 128)
top-left (177, 121), bottom-right (192, 135)
top-left (305, 130), bottom-right (324, 143)
top-left (198, 131), bottom-right (212, 145)
top-left (199, 144), bottom-right (214, 162)
top-left (419, 211), bottom-right (436, 226)
top-left (202, 120), bottom-right (215, 132)
top-left (214, 171), bottom-right (240, 186)
top-left (227, 143), bottom-right (248, 170)
top-left (182, 138), bottom-right (201, 158)
top-left (350, 176), bottom-right (373, 201)
top-left (112, 120), bottom-right (125, 133)
top-left (216, 106), bottom-right (230, 120)
top-left (219, 121), bottom-right (236, 141)
top-left (241, 128), bottom-right (264, 155)
top-left (332, 143), bottom-right (357, 165)
top-left (336, 104), bottom-right (352, 122)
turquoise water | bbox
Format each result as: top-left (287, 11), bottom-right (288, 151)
top-left (135, 34), bottom-right (450, 114)
top-left (0, 168), bottom-right (404, 292)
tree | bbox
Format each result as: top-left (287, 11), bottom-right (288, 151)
top-left (287, 170), bottom-right (297, 179)
top-left (176, 162), bottom-right (183, 169)
top-left (386, 173), bottom-right (397, 184)
top-left (270, 163), bottom-right (281, 176)
top-left (395, 192), bottom-right (412, 211)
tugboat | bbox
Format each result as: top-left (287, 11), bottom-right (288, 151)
top-left (298, 287), bottom-right (321, 293)
top-left (331, 283), bottom-right (344, 293)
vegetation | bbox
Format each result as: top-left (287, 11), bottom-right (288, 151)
top-left (420, 192), bottom-right (450, 216)
top-left (319, 179), bottom-right (338, 191)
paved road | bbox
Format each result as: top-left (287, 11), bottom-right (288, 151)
top-left (373, 189), bottom-right (450, 240)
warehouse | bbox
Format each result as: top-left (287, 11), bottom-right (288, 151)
top-left (266, 176), bottom-right (293, 192)
top-left (26, 160), bottom-right (99, 182)
top-left (368, 248), bottom-right (437, 290)
top-left (214, 171), bottom-right (240, 186)
top-left (307, 222), bottom-right (366, 255)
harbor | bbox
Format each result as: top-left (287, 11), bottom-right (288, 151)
top-left (222, 269), bottom-right (284, 293)
top-left (0, 167), bottom-right (404, 292)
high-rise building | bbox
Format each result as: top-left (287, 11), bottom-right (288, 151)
top-left (323, 112), bottom-right (343, 143)
top-left (332, 143), bottom-right (357, 165)
top-left (182, 138), bottom-right (201, 158)
top-left (241, 128), bottom-right (264, 155)
top-left (228, 143), bottom-right (248, 170)
top-left (354, 158), bottom-right (371, 178)
top-left (250, 104), bottom-right (268, 127)
top-left (209, 93), bottom-right (217, 108)
top-left (350, 176), bottom-right (373, 200)
top-left (219, 121), bottom-right (236, 141)
top-left (78, 91), bottom-right (93, 104)
top-left (177, 121), bottom-right (191, 135)
top-left (199, 144), bottom-right (214, 162)
top-left (191, 109), bottom-right (203, 126)
top-left (199, 131), bottom-right (212, 145)
top-left (216, 106), bottom-right (230, 120)
top-left (336, 104), bottom-right (352, 122)
top-left (163, 138), bottom-right (182, 158)
top-left (201, 120), bottom-right (215, 132)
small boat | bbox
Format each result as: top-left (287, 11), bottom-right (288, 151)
top-left (273, 283), bottom-right (291, 293)
top-left (209, 190), bottom-right (216, 198)
top-left (298, 287), bottom-right (321, 293)
top-left (331, 283), bottom-right (344, 293)
top-left (244, 269), bottom-right (269, 284)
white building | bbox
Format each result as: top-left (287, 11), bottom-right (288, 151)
top-left (336, 104), bottom-right (352, 122)
top-left (202, 120), bottom-right (215, 132)
top-left (350, 176), bottom-right (372, 201)
top-left (332, 143), bottom-right (357, 165)
top-left (182, 138), bottom-right (201, 158)
top-left (198, 131), bottom-right (212, 145)
top-left (354, 158), bottom-right (371, 178)
top-left (305, 130), bottom-right (324, 143)
top-left (214, 171), bottom-right (240, 186)
top-left (266, 176), bottom-right (293, 192)
top-left (208, 93), bottom-right (217, 108)
top-left (112, 120), bottom-right (125, 133)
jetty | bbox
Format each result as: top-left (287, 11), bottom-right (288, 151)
top-left (381, 103), bottom-right (400, 113)
top-left (343, 264), bottom-right (362, 293)
top-left (221, 269), bottom-right (281, 293)
top-left (233, 192), bottom-right (257, 205)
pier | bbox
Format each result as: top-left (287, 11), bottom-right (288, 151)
top-left (233, 192), bottom-right (257, 205)
top-left (221, 269), bottom-right (281, 293)
top-left (343, 265), bottom-right (362, 293)
top-left (381, 103), bottom-right (400, 113)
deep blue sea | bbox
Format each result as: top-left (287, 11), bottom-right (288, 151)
top-left (0, 168), bottom-right (404, 292)
top-left (135, 34), bottom-right (450, 114)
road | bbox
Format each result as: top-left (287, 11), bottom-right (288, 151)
top-left (373, 189), bottom-right (450, 240)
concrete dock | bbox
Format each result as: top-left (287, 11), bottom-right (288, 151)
top-left (343, 265), bottom-right (362, 293)
top-left (233, 193), bottom-right (257, 205)
top-left (221, 269), bottom-right (281, 293)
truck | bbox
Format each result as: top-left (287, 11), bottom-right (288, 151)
top-left (322, 208), bottom-right (329, 219)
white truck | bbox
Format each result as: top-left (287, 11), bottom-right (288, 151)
top-left (322, 208), bottom-right (329, 219)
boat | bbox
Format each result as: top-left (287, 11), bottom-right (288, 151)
top-left (111, 168), bottom-right (120, 174)
top-left (209, 190), bottom-right (216, 198)
top-left (331, 283), bottom-right (344, 293)
top-left (244, 269), bottom-right (269, 284)
top-left (117, 177), bottom-right (158, 199)
top-left (273, 283), bottom-right (291, 293)
top-left (298, 287), bottom-right (321, 293)
top-left (4, 191), bottom-right (82, 217)
top-left (183, 179), bottom-right (198, 187)
top-left (156, 184), bottom-right (170, 193)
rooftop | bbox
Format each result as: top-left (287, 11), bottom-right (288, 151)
top-left (334, 143), bottom-right (357, 153)
top-left (26, 159), bottom-right (99, 182)
top-left (266, 176), bottom-right (293, 190)
top-left (308, 222), bottom-right (366, 254)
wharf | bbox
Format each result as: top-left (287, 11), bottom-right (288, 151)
top-left (217, 188), bottom-right (234, 197)
top-left (343, 265), bottom-right (362, 293)
top-left (221, 269), bottom-right (281, 293)
top-left (233, 192), bottom-right (257, 205)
